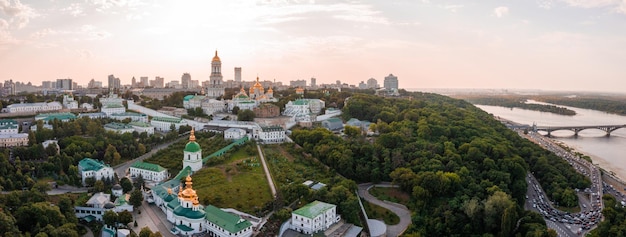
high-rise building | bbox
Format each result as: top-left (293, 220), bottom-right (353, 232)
top-left (234, 67), bottom-right (242, 83)
top-left (310, 77), bottom-right (316, 88)
top-left (181, 73), bottom-right (192, 89)
top-left (56, 78), bottom-right (73, 90)
top-left (108, 75), bottom-right (121, 89)
top-left (140, 77), bottom-right (149, 87)
top-left (384, 74), bottom-right (399, 91)
top-left (88, 79), bottom-right (102, 88)
top-left (42, 81), bottom-right (54, 89)
top-left (150, 76), bottom-right (164, 88)
top-left (131, 77), bottom-right (137, 87)
top-left (367, 78), bottom-right (378, 89)
top-left (290, 80), bottom-right (306, 88)
top-left (358, 81), bottom-right (367, 89)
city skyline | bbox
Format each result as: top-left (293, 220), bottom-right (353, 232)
top-left (1, 1), bottom-right (626, 92)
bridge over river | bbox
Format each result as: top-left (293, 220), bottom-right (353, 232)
top-left (533, 124), bottom-right (626, 137)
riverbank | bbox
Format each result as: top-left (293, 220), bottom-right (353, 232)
top-left (552, 140), bottom-right (626, 183)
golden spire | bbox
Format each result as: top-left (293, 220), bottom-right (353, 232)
top-left (167, 188), bottom-right (172, 194)
top-left (185, 175), bottom-right (193, 189)
top-left (212, 50), bottom-right (220, 62)
top-left (189, 128), bottom-right (196, 142)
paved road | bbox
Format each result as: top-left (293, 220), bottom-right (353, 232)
top-left (257, 144), bottom-right (277, 198)
top-left (114, 136), bottom-right (188, 179)
top-left (137, 201), bottom-right (176, 236)
top-left (357, 183), bottom-right (411, 237)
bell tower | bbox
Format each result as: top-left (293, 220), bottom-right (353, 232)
top-left (183, 128), bottom-right (203, 172)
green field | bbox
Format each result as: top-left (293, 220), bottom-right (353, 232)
top-left (362, 200), bottom-right (400, 225)
top-left (262, 144), bottom-right (336, 189)
top-left (369, 187), bottom-right (410, 206)
top-left (192, 143), bottom-right (272, 215)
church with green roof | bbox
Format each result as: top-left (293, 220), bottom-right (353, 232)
top-left (148, 128), bottom-right (255, 237)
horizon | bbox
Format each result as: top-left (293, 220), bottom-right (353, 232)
top-left (1, 1), bottom-right (626, 93)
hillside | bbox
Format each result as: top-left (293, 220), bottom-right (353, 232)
top-left (292, 92), bottom-right (589, 236)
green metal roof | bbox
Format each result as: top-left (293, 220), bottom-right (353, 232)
top-left (183, 95), bottom-right (195, 101)
top-left (152, 116), bottom-right (183, 123)
top-left (325, 117), bottom-right (342, 123)
top-left (111, 112), bottom-right (146, 117)
top-left (173, 206), bottom-right (206, 219)
top-left (184, 141), bottom-right (201, 153)
top-left (131, 161), bottom-right (166, 172)
top-left (104, 103), bottom-right (124, 108)
top-left (104, 122), bottom-right (133, 130)
top-left (0, 119), bottom-right (17, 126)
top-left (261, 126), bottom-right (284, 132)
top-left (35, 113), bottom-right (77, 121)
top-left (78, 158), bottom-right (109, 172)
top-left (128, 121), bottom-right (152, 127)
top-left (205, 205), bottom-right (252, 233)
top-left (0, 124), bottom-right (17, 130)
top-left (293, 99), bottom-right (309, 105)
top-left (293, 200), bottom-right (336, 219)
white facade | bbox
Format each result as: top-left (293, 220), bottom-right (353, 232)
top-left (101, 105), bottom-right (126, 116)
top-left (110, 112), bottom-right (148, 122)
top-left (258, 126), bottom-right (285, 143)
top-left (129, 161), bottom-right (168, 182)
top-left (6, 101), bottom-right (62, 113)
top-left (63, 94), bottom-right (79, 109)
top-left (291, 201), bottom-right (340, 235)
top-left (129, 122), bottom-right (155, 135)
top-left (78, 158), bottom-right (115, 185)
top-left (104, 123), bottom-right (135, 134)
top-left (224, 128), bottom-right (247, 140)
top-left (151, 116), bottom-right (186, 132)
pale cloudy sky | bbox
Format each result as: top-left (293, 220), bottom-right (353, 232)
top-left (1, 0), bottom-right (625, 92)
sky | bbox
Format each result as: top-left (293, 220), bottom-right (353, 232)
top-left (1, 0), bottom-right (625, 93)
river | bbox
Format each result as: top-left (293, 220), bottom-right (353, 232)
top-left (475, 104), bottom-right (626, 181)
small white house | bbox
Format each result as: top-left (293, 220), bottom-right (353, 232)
top-left (78, 158), bottom-right (115, 185)
top-left (150, 116), bottom-right (186, 132)
top-left (291, 200), bottom-right (341, 235)
top-left (258, 126), bottom-right (286, 143)
top-left (224, 128), bottom-right (247, 140)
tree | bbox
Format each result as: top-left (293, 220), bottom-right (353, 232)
top-left (94, 180), bottom-right (105, 193)
top-left (231, 106), bottom-right (240, 115)
top-left (0, 210), bottom-right (20, 236)
top-left (237, 109), bottom-right (255, 121)
top-left (103, 210), bottom-right (118, 227)
top-left (139, 227), bottom-right (153, 237)
top-left (120, 177), bottom-right (133, 193)
top-left (118, 210), bottom-right (133, 226)
top-left (129, 189), bottom-right (144, 208)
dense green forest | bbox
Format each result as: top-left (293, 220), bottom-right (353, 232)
top-left (589, 194), bottom-right (626, 236)
top-left (454, 95), bottom-right (576, 115)
top-left (292, 92), bottom-right (589, 236)
top-left (535, 95), bottom-right (626, 116)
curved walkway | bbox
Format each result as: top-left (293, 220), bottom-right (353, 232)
top-left (357, 182), bottom-right (411, 237)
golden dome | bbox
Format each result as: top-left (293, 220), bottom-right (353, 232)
top-left (212, 50), bottom-right (220, 62)
top-left (296, 87), bottom-right (304, 93)
top-left (189, 128), bottom-right (196, 142)
top-left (267, 87), bottom-right (273, 93)
top-left (167, 188), bottom-right (173, 195)
top-left (180, 175), bottom-right (198, 200)
top-left (253, 76), bottom-right (263, 89)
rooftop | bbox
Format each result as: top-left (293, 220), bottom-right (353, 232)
top-left (205, 205), bottom-right (252, 233)
top-left (293, 201), bottom-right (336, 219)
top-left (131, 161), bottom-right (166, 172)
top-left (128, 121), bottom-right (152, 127)
top-left (78, 158), bottom-right (110, 172)
top-left (104, 122), bottom-right (133, 130)
top-left (35, 112), bottom-right (77, 121)
top-left (152, 116), bottom-right (183, 123)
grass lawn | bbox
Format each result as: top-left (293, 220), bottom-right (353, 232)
top-left (362, 199), bottom-right (400, 225)
top-left (369, 187), bottom-right (410, 206)
top-left (144, 133), bottom-right (228, 174)
top-left (262, 144), bottom-right (336, 189)
top-left (191, 143), bottom-right (272, 215)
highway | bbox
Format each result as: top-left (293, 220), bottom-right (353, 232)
top-left (522, 131), bottom-right (604, 236)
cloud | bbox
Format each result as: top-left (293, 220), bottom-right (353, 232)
top-left (0, 0), bottom-right (38, 29)
top-left (538, 0), bottom-right (554, 9)
top-left (556, 0), bottom-right (626, 14)
top-left (30, 28), bottom-right (57, 39)
top-left (62, 3), bottom-right (85, 17)
top-left (442, 4), bottom-right (464, 13)
top-left (81, 24), bottom-right (112, 40)
top-left (494, 6), bottom-right (509, 18)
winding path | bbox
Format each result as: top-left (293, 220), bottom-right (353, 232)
top-left (357, 182), bottom-right (411, 237)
